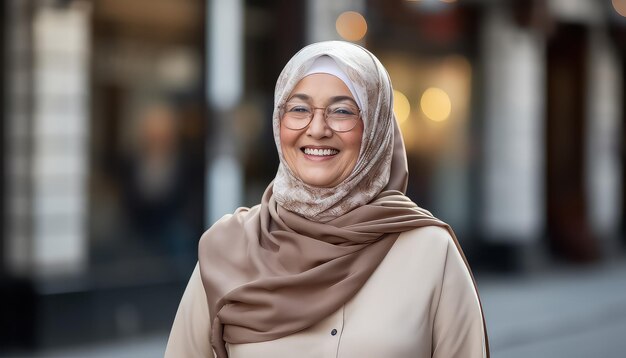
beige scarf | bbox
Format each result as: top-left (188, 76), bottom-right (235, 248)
top-left (199, 41), bottom-right (488, 358)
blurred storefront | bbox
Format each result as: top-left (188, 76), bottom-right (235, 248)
top-left (1, 0), bottom-right (207, 351)
top-left (362, 0), bottom-right (625, 269)
top-left (2, 0), bottom-right (626, 353)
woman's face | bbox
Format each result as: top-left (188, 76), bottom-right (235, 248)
top-left (280, 73), bottom-right (363, 188)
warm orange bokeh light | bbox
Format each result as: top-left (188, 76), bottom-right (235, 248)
top-left (336, 11), bottom-right (368, 42)
top-left (393, 90), bottom-right (411, 123)
top-left (420, 87), bottom-right (452, 122)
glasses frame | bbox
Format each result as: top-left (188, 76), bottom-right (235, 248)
top-left (278, 102), bottom-right (361, 133)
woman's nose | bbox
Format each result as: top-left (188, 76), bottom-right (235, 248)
top-left (306, 109), bottom-right (332, 138)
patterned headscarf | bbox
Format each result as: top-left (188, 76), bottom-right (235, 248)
top-left (273, 41), bottom-right (396, 221)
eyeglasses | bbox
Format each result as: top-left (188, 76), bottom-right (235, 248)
top-left (279, 101), bottom-right (361, 132)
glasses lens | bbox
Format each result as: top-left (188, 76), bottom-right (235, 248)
top-left (326, 103), bottom-right (359, 132)
top-left (282, 103), bottom-right (312, 130)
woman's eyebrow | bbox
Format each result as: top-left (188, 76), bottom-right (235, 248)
top-left (288, 93), bottom-right (310, 101)
top-left (328, 96), bottom-right (357, 105)
top-left (288, 94), bottom-right (357, 106)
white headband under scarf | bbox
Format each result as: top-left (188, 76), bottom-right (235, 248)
top-left (303, 55), bottom-right (364, 109)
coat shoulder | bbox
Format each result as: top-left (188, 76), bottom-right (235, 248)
top-left (398, 225), bottom-right (452, 247)
top-left (387, 226), bottom-right (452, 265)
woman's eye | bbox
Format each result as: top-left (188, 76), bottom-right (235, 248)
top-left (330, 107), bottom-right (355, 115)
top-left (288, 105), bottom-right (310, 113)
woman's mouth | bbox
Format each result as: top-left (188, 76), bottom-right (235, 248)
top-left (302, 147), bottom-right (339, 156)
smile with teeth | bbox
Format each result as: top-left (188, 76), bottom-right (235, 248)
top-left (303, 147), bottom-right (339, 156)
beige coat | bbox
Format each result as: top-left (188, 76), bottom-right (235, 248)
top-left (165, 226), bottom-right (487, 358)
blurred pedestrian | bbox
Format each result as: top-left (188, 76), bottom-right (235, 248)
top-left (119, 103), bottom-right (194, 272)
top-left (166, 41), bottom-right (489, 358)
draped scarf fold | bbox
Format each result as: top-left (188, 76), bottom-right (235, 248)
top-left (199, 183), bottom-right (451, 358)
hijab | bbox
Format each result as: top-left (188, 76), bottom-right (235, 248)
top-left (272, 41), bottom-right (396, 222)
top-left (199, 41), bottom-right (488, 358)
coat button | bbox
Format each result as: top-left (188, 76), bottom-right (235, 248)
top-left (331, 329), bottom-right (338, 336)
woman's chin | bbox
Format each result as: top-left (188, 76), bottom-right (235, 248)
top-left (299, 174), bottom-right (342, 188)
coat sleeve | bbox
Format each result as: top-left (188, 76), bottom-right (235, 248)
top-left (432, 234), bottom-right (488, 358)
top-left (165, 263), bottom-right (215, 358)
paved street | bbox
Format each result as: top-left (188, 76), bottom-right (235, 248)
top-left (1, 334), bottom-right (167, 358)
top-left (3, 259), bottom-right (626, 358)
top-left (481, 259), bottom-right (626, 358)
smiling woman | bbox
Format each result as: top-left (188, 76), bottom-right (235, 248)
top-left (165, 41), bottom-right (489, 358)
top-left (279, 71), bottom-right (364, 188)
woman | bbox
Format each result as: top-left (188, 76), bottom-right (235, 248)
top-left (166, 41), bottom-right (489, 358)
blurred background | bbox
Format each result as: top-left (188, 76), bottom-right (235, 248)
top-left (1, 0), bottom-right (626, 357)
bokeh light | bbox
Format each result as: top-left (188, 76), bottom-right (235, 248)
top-left (335, 11), bottom-right (368, 41)
top-left (393, 90), bottom-right (411, 123)
top-left (420, 87), bottom-right (451, 122)
top-left (613, 0), bottom-right (626, 17)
